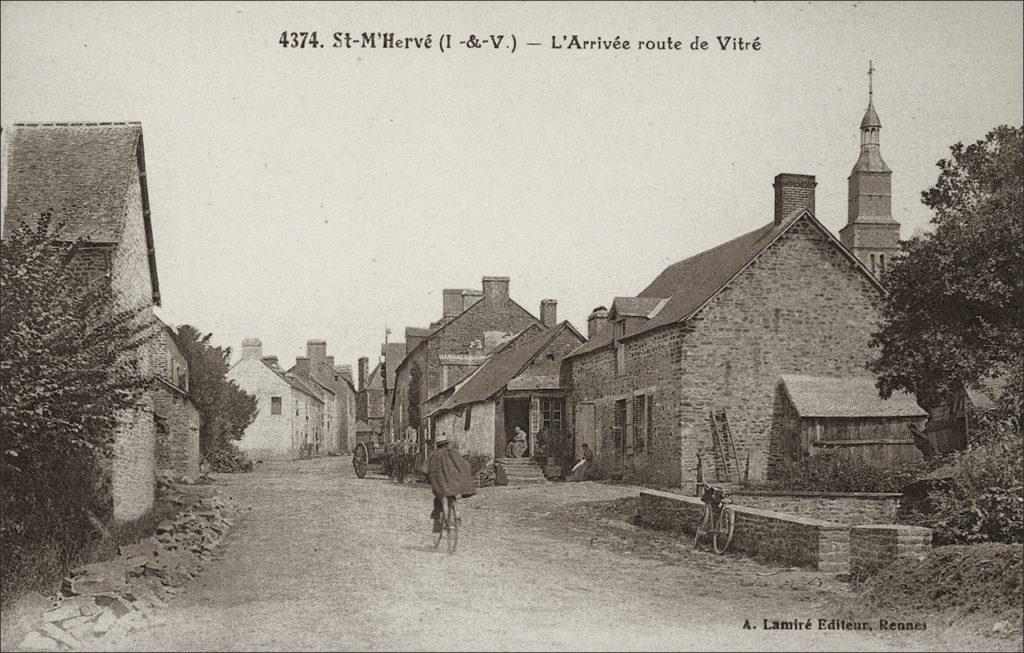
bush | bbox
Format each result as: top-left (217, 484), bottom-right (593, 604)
top-left (921, 411), bottom-right (1023, 545)
top-left (465, 453), bottom-right (491, 478)
top-left (1, 216), bottom-right (154, 608)
top-left (751, 451), bottom-right (933, 493)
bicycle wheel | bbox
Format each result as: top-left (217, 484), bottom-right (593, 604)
top-left (693, 506), bottom-right (712, 549)
top-left (713, 506), bottom-right (735, 554)
top-left (445, 498), bottom-right (458, 555)
top-left (432, 511), bottom-right (446, 550)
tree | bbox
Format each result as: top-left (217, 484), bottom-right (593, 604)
top-left (1, 215), bottom-right (153, 601)
top-left (173, 325), bottom-right (257, 455)
top-left (870, 125), bottom-right (1024, 412)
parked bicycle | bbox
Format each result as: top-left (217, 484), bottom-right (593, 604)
top-left (432, 495), bottom-right (459, 555)
top-left (693, 482), bottom-right (735, 554)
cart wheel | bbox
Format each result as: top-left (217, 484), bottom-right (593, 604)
top-left (353, 443), bottom-right (368, 479)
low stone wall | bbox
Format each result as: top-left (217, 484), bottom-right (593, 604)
top-left (849, 524), bottom-right (932, 578)
top-left (638, 490), bottom-right (850, 572)
top-left (730, 490), bottom-right (900, 526)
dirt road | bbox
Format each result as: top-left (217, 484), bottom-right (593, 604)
top-left (117, 458), bottom-right (939, 651)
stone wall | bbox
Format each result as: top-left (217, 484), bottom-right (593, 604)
top-left (730, 491), bottom-right (900, 526)
top-left (153, 385), bottom-right (201, 480)
top-left (849, 525), bottom-right (932, 578)
top-left (638, 490), bottom-right (850, 572)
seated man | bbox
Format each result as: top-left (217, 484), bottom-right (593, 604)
top-left (570, 442), bottom-right (595, 481)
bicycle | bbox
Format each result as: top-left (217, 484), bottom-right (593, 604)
top-left (432, 495), bottom-right (459, 554)
top-left (693, 482), bottom-right (735, 554)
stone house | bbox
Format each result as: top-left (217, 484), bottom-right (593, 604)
top-left (227, 339), bottom-right (325, 460)
top-left (150, 315), bottom-right (202, 480)
top-left (355, 355), bottom-right (385, 442)
top-left (381, 341), bottom-right (406, 442)
top-left (288, 340), bottom-right (354, 455)
top-left (390, 277), bottom-right (550, 445)
top-left (426, 320), bottom-right (585, 459)
top-left (563, 96), bottom-right (904, 491)
top-left (2, 122), bottom-right (163, 521)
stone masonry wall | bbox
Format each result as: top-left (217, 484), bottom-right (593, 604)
top-left (730, 491), bottom-right (900, 526)
top-left (849, 525), bottom-right (932, 578)
top-left (153, 386), bottom-right (201, 480)
top-left (638, 490), bottom-right (850, 572)
top-left (565, 326), bottom-right (685, 487)
top-left (108, 159), bottom-right (157, 521)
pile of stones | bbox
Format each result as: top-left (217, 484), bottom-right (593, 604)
top-left (15, 488), bottom-right (239, 651)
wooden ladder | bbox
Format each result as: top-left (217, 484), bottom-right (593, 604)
top-left (710, 409), bottom-right (740, 483)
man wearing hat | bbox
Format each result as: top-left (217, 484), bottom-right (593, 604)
top-left (427, 432), bottom-right (476, 532)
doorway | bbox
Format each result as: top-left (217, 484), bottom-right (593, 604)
top-left (503, 398), bottom-right (531, 457)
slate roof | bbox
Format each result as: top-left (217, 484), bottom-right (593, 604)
top-left (609, 296), bottom-right (666, 318)
top-left (780, 374), bottom-right (926, 418)
top-left (567, 211), bottom-right (883, 359)
top-left (2, 122), bottom-right (161, 303)
top-left (383, 342), bottom-right (405, 389)
top-left (432, 322), bottom-right (579, 414)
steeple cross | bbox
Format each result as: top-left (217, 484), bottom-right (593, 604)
top-left (868, 60), bottom-right (875, 100)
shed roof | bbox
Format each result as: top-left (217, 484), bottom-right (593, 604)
top-left (780, 375), bottom-right (926, 418)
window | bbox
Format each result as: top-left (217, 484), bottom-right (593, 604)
top-left (615, 343), bottom-right (625, 376)
top-left (540, 398), bottom-right (563, 432)
top-left (633, 395), bottom-right (647, 453)
top-left (464, 405), bottom-right (472, 430)
top-left (870, 253), bottom-right (877, 275)
top-left (879, 253), bottom-right (886, 273)
top-left (271, 396), bottom-right (282, 415)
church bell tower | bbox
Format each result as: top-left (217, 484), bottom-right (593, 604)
top-left (840, 61), bottom-right (901, 277)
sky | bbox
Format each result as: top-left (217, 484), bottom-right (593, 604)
top-left (2, 1), bottom-right (1022, 372)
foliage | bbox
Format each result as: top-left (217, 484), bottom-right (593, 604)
top-left (750, 451), bottom-right (933, 493)
top-left (0, 215), bottom-right (154, 606)
top-left (465, 453), bottom-right (491, 478)
top-left (915, 410), bottom-right (1023, 545)
top-left (870, 125), bottom-right (1024, 409)
top-left (173, 325), bottom-right (257, 455)
top-left (203, 445), bottom-right (254, 474)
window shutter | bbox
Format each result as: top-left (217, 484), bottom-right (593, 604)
top-left (625, 397), bottom-right (634, 455)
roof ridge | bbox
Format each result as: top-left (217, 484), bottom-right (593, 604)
top-left (12, 121), bottom-right (142, 127)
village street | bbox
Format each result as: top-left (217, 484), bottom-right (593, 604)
top-left (113, 459), bottom-right (942, 652)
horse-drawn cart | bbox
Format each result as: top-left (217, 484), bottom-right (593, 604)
top-left (352, 438), bottom-right (420, 481)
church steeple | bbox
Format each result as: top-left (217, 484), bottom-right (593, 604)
top-left (840, 61), bottom-right (900, 277)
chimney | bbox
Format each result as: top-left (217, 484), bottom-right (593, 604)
top-left (241, 337), bottom-right (263, 360)
top-left (294, 357), bottom-right (310, 377)
top-left (326, 355), bottom-right (335, 369)
top-left (306, 339), bottom-right (327, 365)
top-left (773, 173), bottom-right (816, 225)
top-left (405, 327), bottom-right (428, 354)
top-left (358, 357), bottom-right (369, 391)
top-left (261, 355), bottom-right (280, 371)
top-left (443, 289), bottom-right (463, 318)
top-left (587, 306), bottom-right (609, 339)
top-left (337, 364), bottom-right (354, 384)
top-left (482, 276), bottom-right (510, 300)
top-left (540, 299), bottom-right (557, 329)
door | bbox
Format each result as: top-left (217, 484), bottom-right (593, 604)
top-left (503, 398), bottom-right (531, 456)
top-left (575, 403), bottom-right (595, 457)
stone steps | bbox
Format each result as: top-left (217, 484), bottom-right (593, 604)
top-left (496, 458), bottom-right (548, 485)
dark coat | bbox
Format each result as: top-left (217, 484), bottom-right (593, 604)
top-left (428, 447), bottom-right (476, 498)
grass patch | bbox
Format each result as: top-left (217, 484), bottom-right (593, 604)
top-left (832, 543), bottom-right (1023, 646)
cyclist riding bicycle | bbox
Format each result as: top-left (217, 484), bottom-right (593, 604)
top-left (427, 433), bottom-right (476, 532)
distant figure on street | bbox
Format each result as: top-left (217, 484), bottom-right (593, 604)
top-left (571, 443), bottom-right (595, 481)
